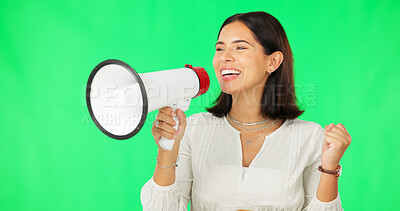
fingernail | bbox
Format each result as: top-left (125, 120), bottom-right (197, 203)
top-left (173, 135), bottom-right (176, 139)
top-left (171, 111), bottom-right (176, 117)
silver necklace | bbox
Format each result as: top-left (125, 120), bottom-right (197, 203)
top-left (227, 115), bottom-right (276, 132)
top-left (227, 113), bottom-right (271, 126)
top-left (240, 125), bottom-right (276, 146)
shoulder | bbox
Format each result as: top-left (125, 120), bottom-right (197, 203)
top-left (288, 118), bottom-right (325, 151)
top-left (289, 118), bottom-right (325, 138)
top-left (292, 119), bottom-right (326, 163)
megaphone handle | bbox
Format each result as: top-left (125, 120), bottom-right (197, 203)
top-left (159, 107), bottom-right (179, 151)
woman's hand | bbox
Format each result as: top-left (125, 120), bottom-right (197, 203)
top-left (321, 123), bottom-right (352, 170)
top-left (151, 107), bottom-right (187, 152)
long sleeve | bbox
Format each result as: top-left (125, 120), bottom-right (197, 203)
top-left (301, 124), bottom-right (344, 211)
top-left (140, 118), bottom-right (194, 211)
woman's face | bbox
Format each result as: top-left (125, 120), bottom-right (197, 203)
top-left (213, 21), bottom-right (270, 95)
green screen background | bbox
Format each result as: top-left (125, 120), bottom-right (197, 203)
top-left (1, 0), bottom-right (399, 210)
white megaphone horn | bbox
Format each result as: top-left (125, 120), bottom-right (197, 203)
top-left (86, 59), bottom-right (210, 150)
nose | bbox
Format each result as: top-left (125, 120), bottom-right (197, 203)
top-left (220, 48), bottom-right (234, 62)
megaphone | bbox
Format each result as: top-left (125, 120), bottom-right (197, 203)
top-left (86, 59), bottom-right (210, 150)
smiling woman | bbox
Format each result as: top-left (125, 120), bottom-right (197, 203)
top-left (208, 12), bottom-right (303, 120)
top-left (140, 11), bottom-right (350, 211)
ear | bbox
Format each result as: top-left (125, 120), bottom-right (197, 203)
top-left (266, 51), bottom-right (284, 73)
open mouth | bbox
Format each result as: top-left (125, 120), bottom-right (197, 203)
top-left (221, 69), bottom-right (241, 77)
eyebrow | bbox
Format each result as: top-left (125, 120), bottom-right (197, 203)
top-left (215, 40), bottom-right (252, 46)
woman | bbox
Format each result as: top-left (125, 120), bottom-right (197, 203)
top-left (141, 11), bottom-right (351, 211)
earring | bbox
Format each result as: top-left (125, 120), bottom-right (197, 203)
top-left (268, 71), bottom-right (271, 75)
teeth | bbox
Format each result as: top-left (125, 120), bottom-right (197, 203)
top-left (222, 69), bottom-right (241, 76)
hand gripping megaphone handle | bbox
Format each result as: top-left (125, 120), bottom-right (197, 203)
top-left (158, 100), bottom-right (191, 151)
top-left (158, 107), bottom-right (179, 151)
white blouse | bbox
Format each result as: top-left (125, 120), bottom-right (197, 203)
top-left (140, 112), bottom-right (343, 211)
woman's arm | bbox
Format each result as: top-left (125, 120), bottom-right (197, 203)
top-left (301, 122), bottom-right (351, 211)
top-left (153, 147), bottom-right (180, 186)
top-left (317, 123), bottom-right (351, 202)
top-left (301, 149), bottom-right (343, 211)
top-left (316, 169), bottom-right (338, 202)
top-left (140, 131), bottom-right (194, 211)
top-left (140, 111), bottom-right (195, 211)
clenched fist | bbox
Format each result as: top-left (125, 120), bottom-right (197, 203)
top-left (321, 123), bottom-right (352, 170)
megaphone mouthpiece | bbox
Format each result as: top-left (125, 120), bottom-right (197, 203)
top-left (185, 64), bottom-right (210, 98)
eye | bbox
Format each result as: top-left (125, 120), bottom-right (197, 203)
top-left (236, 46), bottom-right (247, 50)
top-left (216, 48), bottom-right (224, 51)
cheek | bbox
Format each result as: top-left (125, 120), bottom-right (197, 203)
top-left (239, 56), bottom-right (266, 81)
top-left (237, 53), bottom-right (253, 66)
top-left (212, 54), bottom-right (218, 67)
top-left (212, 56), bottom-right (220, 77)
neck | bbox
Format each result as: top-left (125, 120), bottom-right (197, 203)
top-left (229, 87), bottom-right (267, 123)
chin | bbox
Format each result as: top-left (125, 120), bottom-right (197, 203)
top-left (220, 79), bottom-right (246, 94)
top-left (221, 86), bottom-right (240, 95)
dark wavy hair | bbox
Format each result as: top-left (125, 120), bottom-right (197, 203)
top-left (206, 11), bottom-right (304, 120)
